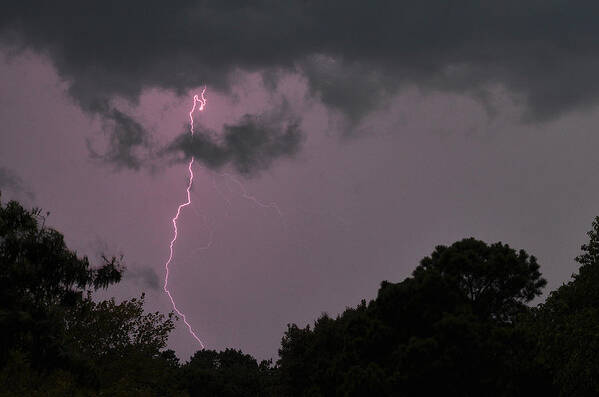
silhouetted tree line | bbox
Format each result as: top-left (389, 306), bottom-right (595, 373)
top-left (1, 194), bottom-right (599, 396)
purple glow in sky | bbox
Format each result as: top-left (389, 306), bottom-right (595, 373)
top-left (3, 3), bottom-right (599, 360)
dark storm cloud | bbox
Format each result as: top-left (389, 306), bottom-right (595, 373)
top-left (3, 1), bottom-right (599, 167)
top-left (0, 167), bottom-right (22, 191)
top-left (125, 265), bottom-right (160, 290)
top-left (0, 166), bottom-right (33, 199)
top-left (165, 108), bottom-right (303, 175)
top-left (87, 107), bottom-right (150, 170)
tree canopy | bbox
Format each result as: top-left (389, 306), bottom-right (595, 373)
top-left (2, 194), bottom-right (599, 396)
top-left (0, 197), bottom-right (180, 395)
top-left (278, 238), bottom-right (548, 396)
top-left (0, 198), bottom-right (121, 371)
top-left (530, 217), bottom-right (599, 396)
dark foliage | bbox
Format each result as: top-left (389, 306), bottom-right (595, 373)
top-left (2, 193), bottom-right (599, 396)
top-left (0, 197), bottom-right (180, 395)
top-left (0, 197), bottom-right (122, 371)
top-left (180, 349), bottom-right (280, 397)
top-left (530, 217), bottom-right (599, 396)
top-left (278, 238), bottom-right (549, 396)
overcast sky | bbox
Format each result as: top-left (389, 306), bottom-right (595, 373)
top-left (2, 1), bottom-right (599, 360)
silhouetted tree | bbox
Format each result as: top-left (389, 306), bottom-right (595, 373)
top-left (63, 294), bottom-right (178, 393)
top-left (0, 196), bottom-right (121, 370)
top-left (532, 216), bottom-right (599, 396)
top-left (278, 238), bottom-right (547, 396)
top-left (180, 348), bottom-right (279, 397)
top-left (6, 191), bottom-right (599, 397)
top-left (0, 196), bottom-right (182, 395)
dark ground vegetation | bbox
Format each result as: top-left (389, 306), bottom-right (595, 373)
top-left (1, 194), bottom-right (598, 396)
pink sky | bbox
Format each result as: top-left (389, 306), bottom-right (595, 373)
top-left (2, 48), bottom-right (599, 360)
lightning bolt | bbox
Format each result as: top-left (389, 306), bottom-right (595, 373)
top-left (223, 173), bottom-right (283, 217)
top-left (162, 88), bottom-right (289, 348)
top-left (163, 87), bottom-right (207, 349)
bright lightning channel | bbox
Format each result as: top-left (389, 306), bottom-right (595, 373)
top-left (163, 88), bottom-right (207, 349)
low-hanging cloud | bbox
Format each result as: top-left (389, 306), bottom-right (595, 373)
top-left (165, 107), bottom-right (303, 175)
top-left (3, 1), bottom-right (599, 169)
top-left (0, 166), bottom-right (34, 199)
top-left (87, 107), bottom-right (151, 170)
top-left (124, 265), bottom-right (160, 291)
